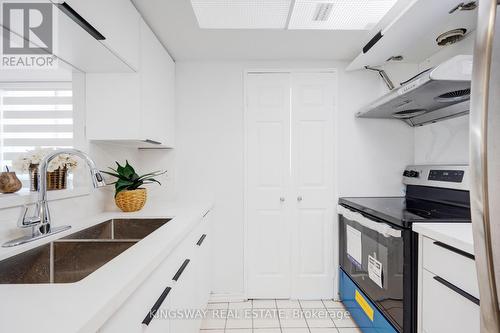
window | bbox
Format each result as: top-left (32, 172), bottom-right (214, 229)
top-left (0, 82), bottom-right (74, 188)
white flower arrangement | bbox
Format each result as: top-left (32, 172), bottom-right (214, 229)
top-left (13, 148), bottom-right (79, 173)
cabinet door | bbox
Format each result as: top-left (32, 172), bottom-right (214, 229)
top-left (422, 269), bottom-right (480, 333)
top-left (169, 258), bottom-right (200, 333)
top-left (195, 213), bottom-right (211, 308)
top-left (85, 73), bottom-right (140, 140)
top-left (139, 19), bottom-right (175, 147)
top-left (99, 253), bottom-right (179, 333)
top-left (62, 0), bottom-right (140, 70)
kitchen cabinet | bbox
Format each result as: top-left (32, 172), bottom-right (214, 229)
top-left (86, 19), bottom-right (175, 148)
top-left (100, 211), bottom-right (211, 333)
top-left (60, 0), bottom-right (140, 71)
top-left (418, 235), bottom-right (480, 333)
top-left (2, 2), bottom-right (134, 73)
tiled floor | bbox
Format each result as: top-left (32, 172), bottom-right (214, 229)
top-left (200, 299), bottom-right (362, 333)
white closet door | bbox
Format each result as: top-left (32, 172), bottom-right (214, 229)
top-left (290, 72), bottom-right (336, 299)
top-left (246, 73), bottom-right (292, 298)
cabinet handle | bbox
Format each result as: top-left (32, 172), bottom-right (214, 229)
top-left (142, 286), bottom-right (172, 326)
top-left (433, 276), bottom-right (480, 305)
top-left (57, 3), bottom-right (106, 40)
top-left (143, 139), bottom-right (162, 145)
top-left (433, 241), bottom-right (475, 260)
top-left (197, 234), bottom-right (207, 246)
top-left (203, 210), bottom-right (210, 218)
top-left (172, 259), bottom-right (190, 281)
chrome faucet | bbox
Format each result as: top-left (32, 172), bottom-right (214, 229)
top-left (3, 149), bottom-right (106, 247)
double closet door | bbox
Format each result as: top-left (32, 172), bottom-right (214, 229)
top-left (245, 71), bottom-right (336, 299)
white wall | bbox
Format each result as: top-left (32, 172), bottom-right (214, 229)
top-left (175, 60), bottom-right (415, 297)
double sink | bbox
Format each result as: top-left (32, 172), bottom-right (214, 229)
top-left (0, 218), bottom-right (171, 284)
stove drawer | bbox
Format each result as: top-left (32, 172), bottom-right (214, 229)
top-left (422, 236), bottom-right (478, 298)
top-left (422, 269), bottom-right (479, 333)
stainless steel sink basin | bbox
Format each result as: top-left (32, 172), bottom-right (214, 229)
top-left (0, 218), bottom-right (171, 284)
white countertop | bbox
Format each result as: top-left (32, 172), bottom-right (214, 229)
top-left (0, 200), bottom-right (213, 333)
top-left (412, 222), bottom-right (474, 255)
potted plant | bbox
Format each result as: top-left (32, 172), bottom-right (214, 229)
top-left (101, 161), bottom-right (166, 212)
top-left (13, 148), bottom-right (79, 191)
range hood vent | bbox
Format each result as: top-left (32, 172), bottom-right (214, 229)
top-left (356, 55), bottom-right (473, 127)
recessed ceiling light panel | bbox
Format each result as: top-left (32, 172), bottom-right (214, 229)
top-left (289, 0), bottom-right (398, 30)
top-left (191, 0), bottom-right (292, 29)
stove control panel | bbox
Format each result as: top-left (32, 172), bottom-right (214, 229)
top-left (403, 165), bottom-right (469, 190)
top-left (428, 169), bottom-right (464, 183)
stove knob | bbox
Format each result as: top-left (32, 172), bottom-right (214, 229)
top-left (409, 171), bottom-right (420, 178)
top-left (403, 170), bottom-right (410, 177)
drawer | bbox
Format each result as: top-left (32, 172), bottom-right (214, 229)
top-left (422, 236), bottom-right (479, 298)
top-left (339, 269), bottom-right (398, 333)
top-left (422, 269), bottom-right (480, 333)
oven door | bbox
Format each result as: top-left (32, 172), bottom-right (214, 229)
top-left (338, 204), bottom-right (412, 333)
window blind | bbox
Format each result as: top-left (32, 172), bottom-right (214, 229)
top-left (0, 82), bottom-right (74, 185)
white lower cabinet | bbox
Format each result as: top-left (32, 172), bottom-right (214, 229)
top-left (100, 214), bottom-right (211, 333)
top-left (418, 235), bottom-right (479, 333)
top-left (422, 269), bottom-right (480, 333)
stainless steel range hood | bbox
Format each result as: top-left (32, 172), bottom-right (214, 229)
top-left (356, 55), bottom-right (473, 126)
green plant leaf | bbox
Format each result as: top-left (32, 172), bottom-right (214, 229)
top-left (137, 170), bottom-right (167, 181)
top-left (121, 160), bottom-right (135, 179)
top-left (143, 178), bottom-right (161, 185)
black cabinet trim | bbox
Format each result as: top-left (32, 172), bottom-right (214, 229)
top-left (57, 3), bottom-right (106, 40)
top-left (173, 259), bottom-right (190, 281)
top-left (433, 241), bottom-right (475, 260)
top-left (433, 276), bottom-right (479, 305)
top-left (362, 31), bottom-right (382, 54)
top-left (196, 234), bottom-right (207, 246)
top-left (142, 286), bottom-right (172, 326)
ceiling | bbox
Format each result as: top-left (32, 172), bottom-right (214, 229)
top-left (131, 0), bottom-right (379, 61)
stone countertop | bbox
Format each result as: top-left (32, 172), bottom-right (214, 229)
top-left (0, 200), bottom-right (213, 333)
top-left (413, 222), bottom-right (474, 255)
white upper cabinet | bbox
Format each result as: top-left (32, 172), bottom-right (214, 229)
top-left (86, 18), bottom-right (175, 148)
top-left (59, 0), bottom-right (140, 71)
top-left (139, 20), bottom-right (175, 147)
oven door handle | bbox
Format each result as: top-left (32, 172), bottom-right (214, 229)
top-left (338, 205), bottom-right (402, 238)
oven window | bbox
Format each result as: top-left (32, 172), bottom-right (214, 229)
top-left (339, 214), bottom-right (404, 331)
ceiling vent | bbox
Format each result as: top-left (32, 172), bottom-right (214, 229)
top-left (313, 3), bottom-right (334, 21)
top-left (436, 28), bottom-right (467, 46)
top-left (435, 88), bottom-right (470, 102)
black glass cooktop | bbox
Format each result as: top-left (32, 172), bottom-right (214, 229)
top-left (339, 196), bottom-right (471, 228)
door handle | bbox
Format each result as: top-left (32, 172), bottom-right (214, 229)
top-left (297, 196), bottom-right (303, 202)
top-left (280, 197), bottom-right (285, 202)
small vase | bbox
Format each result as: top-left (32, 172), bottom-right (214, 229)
top-left (29, 164), bottom-right (68, 191)
top-left (0, 172), bottom-right (22, 194)
top-left (115, 188), bottom-right (147, 212)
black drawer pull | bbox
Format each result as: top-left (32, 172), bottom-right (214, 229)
top-left (142, 286), bottom-right (171, 326)
top-left (433, 276), bottom-right (479, 305)
top-left (203, 210), bottom-right (210, 218)
top-left (197, 234), bottom-right (207, 246)
top-left (173, 259), bottom-right (190, 281)
top-left (433, 241), bottom-right (475, 260)
top-left (57, 3), bottom-right (106, 40)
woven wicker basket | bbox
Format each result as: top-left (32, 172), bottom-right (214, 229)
top-left (29, 165), bottom-right (68, 191)
top-left (115, 188), bottom-right (147, 212)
